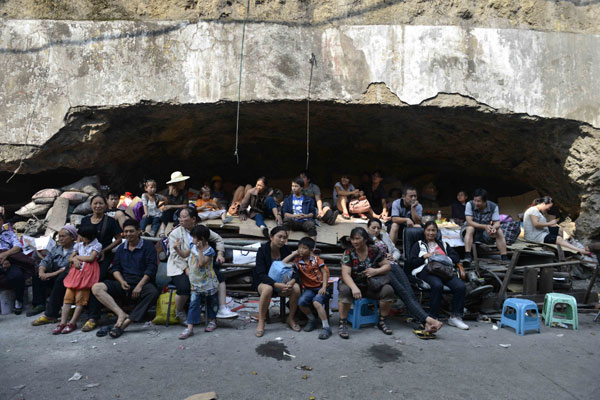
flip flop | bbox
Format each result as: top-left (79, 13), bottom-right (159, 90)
top-left (96, 325), bottom-right (113, 337)
top-left (81, 319), bottom-right (97, 332)
top-left (109, 326), bottom-right (124, 338)
top-left (413, 329), bottom-right (436, 340)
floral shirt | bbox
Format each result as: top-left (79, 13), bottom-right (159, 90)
top-left (188, 245), bottom-right (218, 295)
top-left (340, 245), bottom-right (384, 285)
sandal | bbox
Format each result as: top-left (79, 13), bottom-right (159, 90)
top-left (342, 213), bottom-right (351, 220)
top-left (96, 325), bottom-right (113, 337)
top-left (32, 315), bottom-right (57, 326)
top-left (338, 319), bottom-right (350, 339)
top-left (81, 319), bottom-right (97, 332)
top-left (179, 328), bottom-right (194, 340)
top-left (377, 317), bottom-right (393, 335)
top-left (204, 321), bottom-right (217, 332)
top-left (359, 213), bottom-right (368, 220)
top-left (52, 323), bottom-right (66, 335)
top-left (61, 322), bottom-right (77, 334)
top-left (255, 329), bottom-right (265, 337)
top-left (413, 329), bottom-right (436, 340)
top-left (109, 326), bottom-right (124, 339)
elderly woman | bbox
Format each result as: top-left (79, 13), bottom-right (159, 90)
top-left (338, 227), bottom-right (395, 339)
top-left (29, 225), bottom-right (77, 320)
top-left (407, 221), bottom-right (468, 330)
top-left (239, 176), bottom-right (282, 238)
top-left (0, 213), bottom-right (26, 314)
top-left (524, 196), bottom-right (592, 255)
top-left (366, 219), bottom-right (443, 336)
top-left (253, 226), bottom-right (300, 337)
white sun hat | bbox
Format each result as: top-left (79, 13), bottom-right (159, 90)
top-left (166, 171), bottom-right (190, 184)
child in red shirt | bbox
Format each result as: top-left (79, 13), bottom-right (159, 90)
top-left (283, 237), bottom-right (331, 339)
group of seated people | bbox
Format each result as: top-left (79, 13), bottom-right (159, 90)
top-left (1, 170), bottom-right (594, 342)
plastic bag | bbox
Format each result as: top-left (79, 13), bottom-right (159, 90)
top-left (151, 291), bottom-right (180, 325)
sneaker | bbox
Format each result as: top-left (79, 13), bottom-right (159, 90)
top-left (179, 328), bottom-right (194, 340)
top-left (13, 300), bottom-right (23, 315)
top-left (463, 253), bottom-right (473, 266)
top-left (318, 327), bottom-right (332, 340)
top-left (216, 306), bottom-right (239, 319)
top-left (448, 316), bottom-right (469, 330)
top-left (26, 304), bottom-right (46, 317)
top-left (261, 225), bottom-right (269, 239)
top-left (303, 318), bottom-right (318, 332)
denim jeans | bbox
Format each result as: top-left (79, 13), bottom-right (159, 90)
top-left (186, 291), bottom-right (218, 324)
top-left (252, 196), bottom-right (278, 228)
top-left (389, 263), bottom-right (429, 323)
top-left (417, 269), bottom-right (466, 318)
top-left (141, 215), bottom-right (161, 234)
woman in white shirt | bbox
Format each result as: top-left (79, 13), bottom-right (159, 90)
top-left (523, 197), bottom-right (591, 255)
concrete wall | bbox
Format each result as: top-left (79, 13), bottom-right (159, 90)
top-left (1, 19), bottom-right (599, 154)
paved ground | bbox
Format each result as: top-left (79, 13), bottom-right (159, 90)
top-left (1, 307), bottom-right (599, 400)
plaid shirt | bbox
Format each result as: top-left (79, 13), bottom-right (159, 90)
top-left (0, 228), bottom-right (22, 251)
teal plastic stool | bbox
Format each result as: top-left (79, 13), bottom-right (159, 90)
top-left (542, 293), bottom-right (578, 330)
top-left (347, 298), bottom-right (379, 329)
top-left (498, 298), bottom-right (541, 335)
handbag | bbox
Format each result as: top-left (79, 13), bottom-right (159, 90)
top-left (349, 196), bottom-right (371, 214)
top-left (367, 274), bottom-right (390, 292)
top-left (425, 254), bottom-right (455, 280)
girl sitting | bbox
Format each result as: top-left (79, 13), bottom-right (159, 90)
top-left (141, 178), bottom-right (165, 237)
top-left (179, 225), bottom-right (220, 339)
top-left (53, 225), bottom-right (101, 334)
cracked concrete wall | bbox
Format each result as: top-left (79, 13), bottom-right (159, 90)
top-left (1, 19), bottom-right (599, 152)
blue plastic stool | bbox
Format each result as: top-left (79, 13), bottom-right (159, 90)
top-left (347, 298), bottom-right (379, 329)
top-left (499, 298), bottom-right (541, 336)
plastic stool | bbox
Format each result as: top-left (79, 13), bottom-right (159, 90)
top-left (542, 293), bottom-right (578, 330)
top-left (499, 298), bottom-right (541, 335)
top-left (347, 298), bottom-right (379, 329)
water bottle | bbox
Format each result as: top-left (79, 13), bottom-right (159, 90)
top-left (437, 210), bottom-right (442, 222)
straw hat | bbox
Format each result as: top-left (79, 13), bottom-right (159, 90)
top-left (211, 175), bottom-right (223, 182)
top-left (166, 171), bottom-right (190, 184)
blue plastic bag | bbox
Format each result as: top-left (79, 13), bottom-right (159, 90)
top-left (268, 261), bottom-right (294, 283)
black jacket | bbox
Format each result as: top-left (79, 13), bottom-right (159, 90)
top-left (253, 242), bottom-right (292, 289)
top-left (406, 239), bottom-right (460, 271)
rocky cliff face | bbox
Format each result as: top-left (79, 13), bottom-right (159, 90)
top-left (0, 2), bottom-right (599, 239)
top-left (1, 0), bottom-right (599, 34)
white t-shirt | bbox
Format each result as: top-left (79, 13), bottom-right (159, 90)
top-left (523, 206), bottom-right (549, 243)
top-left (74, 239), bottom-right (102, 257)
top-left (332, 182), bottom-right (355, 204)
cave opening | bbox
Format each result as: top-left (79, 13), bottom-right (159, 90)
top-left (1, 98), bottom-right (585, 222)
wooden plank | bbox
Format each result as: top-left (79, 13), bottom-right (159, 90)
top-left (517, 260), bottom-right (580, 270)
top-left (44, 197), bottom-right (69, 236)
top-left (539, 267), bottom-right (554, 293)
top-left (496, 249), bottom-right (521, 307)
top-left (522, 268), bottom-right (537, 295)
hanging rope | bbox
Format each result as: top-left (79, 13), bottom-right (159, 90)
top-left (234, 0), bottom-right (250, 165)
top-left (306, 53), bottom-right (317, 170)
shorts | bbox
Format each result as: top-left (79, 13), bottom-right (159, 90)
top-left (170, 272), bottom-right (191, 296)
top-left (213, 262), bottom-right (225, 283)
top-left (543, 226), bottom-right (560, 244)
top-left (460, 225), bottom-right (494, 244)
top-left (298, 287), bottom-right (330, 307)
top-left (337, 280), bottom-right (395, 304)
top-left (64, 288), bottom-right (91, 306)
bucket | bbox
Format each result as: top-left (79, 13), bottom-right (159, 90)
top-left (0, 289), bottom-right (15, 315)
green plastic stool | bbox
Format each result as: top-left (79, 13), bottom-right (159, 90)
top-left (542, 293), bottom-right (578, 330)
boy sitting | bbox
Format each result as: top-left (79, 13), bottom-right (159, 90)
top-left (283, 237), bottom-right (331, 339)
top-left (282, 177), bottom-right (318, 241)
